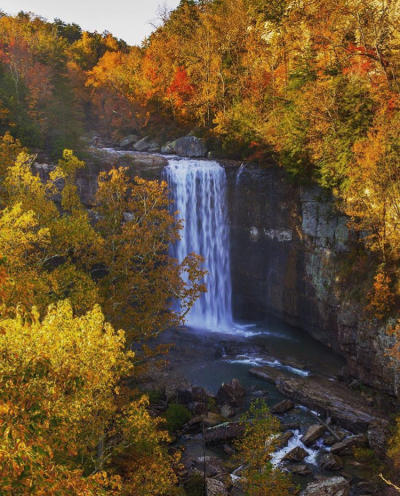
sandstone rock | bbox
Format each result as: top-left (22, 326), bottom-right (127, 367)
top-left (302, 424), bottom-right (326, 446)
top-left (282, 446), bottom-right (308, 463)
top-left (216, 379), bottom-right (246, 407)
top-left (165, 136), bottom-right (207, 157)
top-left (206, 478), bottom-right (228, 496)
top-left (330, 434), bottom-right (367, 455)
top-left (300, 476), bottom-right (350, 496)
top-left (289, 464), bottom-right (312, 476)
top-left (271, 399), bottom-right (295, 414)
top-left (320, 453), bottom-right (343, 471)
top-left (119, 134), bottom-right (139, 147)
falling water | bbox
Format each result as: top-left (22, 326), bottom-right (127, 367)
top-left (163, 158), bottom-right (233, 331)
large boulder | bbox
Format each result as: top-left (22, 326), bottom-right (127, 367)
top-left (163, 136), bottom-right (207, 158)
top-left (205, 422), bottom-right (244, 444)
top-left (119, 134), bottom-right (139, 148)
top-left (301, 424), bottom-right (326, 446)
top-left (134, 136), bottom-right (160, 152)
top-left (300, 476), bottom-right (350, 496)
top-left (216, 379), bottom-right (246, 407)
top-left (282, 446), bottom-right (308, 463)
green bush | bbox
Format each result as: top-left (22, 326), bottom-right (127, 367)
top-left (165, 403), bottom-right (191, 433)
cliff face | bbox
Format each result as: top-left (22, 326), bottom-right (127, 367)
top-left (227, 163), bottom-right (398, 396)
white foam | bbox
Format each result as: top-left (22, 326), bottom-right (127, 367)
top-left (271, 430), bottom-right (319, 467)
top-left (225, 355), bottom-right (310, 377)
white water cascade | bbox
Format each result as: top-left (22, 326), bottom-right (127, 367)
top-left (164, 158), bottom-right (234, 331)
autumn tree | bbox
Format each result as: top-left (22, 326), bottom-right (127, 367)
top-left (234, 400), bottom-right (295, 496)
top-left (94, 167), bottom-right (205, 340)
top-left (0, 300), bottom-right (178, 495)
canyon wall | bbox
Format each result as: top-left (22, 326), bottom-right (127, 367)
top-left (227, 162), bottom-right (398, 396)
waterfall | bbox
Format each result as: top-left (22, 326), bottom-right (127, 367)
top-left (164, 158), bottom-right (233, 332)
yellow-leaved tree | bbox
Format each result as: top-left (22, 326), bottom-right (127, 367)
top-left (0, 300), bottom-right (178, 495)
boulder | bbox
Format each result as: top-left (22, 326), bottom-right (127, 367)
top-left (276, 431), bottom-right (294, 449)
top-left (164, 136), bottom-right (207, 158)
top-left (330, 435), bottom-right (367, 455)
top-left (250, 365), bottom-right (383, 432)
top-left (282, 446), bottom-right (308, 463)
top-left (205, 422), bottom-right (244, 444)
top-left (216, 379), bottom-right (246, 407)
top-left (301, 424), bottom-right (326, 446)
top-left (289, 464), bottom-right (312, 476)
top-left (271, 399), bottom-right (295, 414)
top-left (119, 134), bottom-right (139, 148)
top-left (206, 478), bottom-right (228, 496)
top-left (320, 453), bottom-right (343, 471)
top-left (161, 142), bottom-right (175, 154)
top-left (134, 136), bottom-right (160, 152)
top-left (300, 476), bottom-right (350, 496)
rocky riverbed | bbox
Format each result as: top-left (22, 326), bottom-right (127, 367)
top-left (138, 325), bottom-right (396, 496)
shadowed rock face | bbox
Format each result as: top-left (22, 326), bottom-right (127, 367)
top-left (226, 163), bottom-right (398, 396)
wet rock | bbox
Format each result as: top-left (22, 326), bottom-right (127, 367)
top-left (163, 136), bottom-right (207, 157)
top-left (324, 435), bottom-right (340, 446)
top-left (220, 404), bottom-right (236, 418)
top-left (271, 399), bottom-right (295, 414)
top-left (250, 366), bottom-right (383, 432)
top-left (289, 464), bottom-right (312, 476)
top-left (206, 477), bottom-right (228, 496)
top-left (330, 435), bottom-right (367, 455)
top-left (302, 424), bottom-right (326, 446)
top-left (204, 422), bottom-right (244, 444)
top-left (300, 476), bottom-right (350, 496)
top-left (320, 453), bottom-right (343, 471)
top-left (276, 431), bottom-right (294, 449)
top-left (282, 446), bottom-right (308, 463)
top-left (119, 134), bottom-right (139, 148)
top-left (216, 379), bottom-right (246, 407)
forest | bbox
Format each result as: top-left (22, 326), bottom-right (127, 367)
top-left (0, 0), bottom-right (399, 494)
